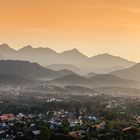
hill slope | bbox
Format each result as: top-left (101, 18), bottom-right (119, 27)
top-left (0, 60), bottom-right (77, 84)
top-left (111, 63), bottom-right (140, 82)
top-left (48, 74), bottom-right (137, 88)
top-left (46, 64), bottom-right (82, 74)
top-left (90, 74), bottom-right (135, 87)
top-left (48, 74), bottom-right (92, 87)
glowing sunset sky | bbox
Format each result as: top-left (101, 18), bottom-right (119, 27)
top-left (0, 0), bottom-right (140, 61)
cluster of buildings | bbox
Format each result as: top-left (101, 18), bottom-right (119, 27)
top-left (0, 108), bottom-right (139, 140)
top-left (0, 110), bottom-right (106, 139)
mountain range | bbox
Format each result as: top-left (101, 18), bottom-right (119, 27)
top-left (0, 60), bottom-right (76, 84)
top-left (47, 74), bottom-right (137, 88)
top-left (0, 60), bottom-right (138, 88)
top-left (0, 44), bottom-right (135, 73)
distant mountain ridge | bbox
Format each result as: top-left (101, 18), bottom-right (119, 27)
top-left (48, 74), bottom-right (137, 88)
top-left (111, 63), bottom-right (140, 82)
top-left (0, 44), bottom-right (136, 73)
top-left (46, 64), bottom-right (82, 74)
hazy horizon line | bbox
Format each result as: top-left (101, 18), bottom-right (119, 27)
top-left (0, 43), bottom-right (137, 63)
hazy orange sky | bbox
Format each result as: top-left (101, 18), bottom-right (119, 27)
top-left (0, 0), bottom-right (140, 61)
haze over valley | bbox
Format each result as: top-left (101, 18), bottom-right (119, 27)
top-left (0, 43), bottom-right (139, 91)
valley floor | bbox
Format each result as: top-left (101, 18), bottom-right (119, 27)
top-left (0, 85), bottom-right (140, 139)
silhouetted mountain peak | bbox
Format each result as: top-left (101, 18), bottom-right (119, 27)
top-left (89, 53), bottom-right (135, 69)
top-left (0, 43), bottom-right (9, 48)
top-left (0, 44), bottom-right (13, 50)
top-left (19, 45), bottom-right (34, 51)
top-left (19, 46), bottom-right (57, 55)
top-left (61, 48), bottom-right (88, 60)
top-left (100, 53), bottom-right (113, 57)
top-left (61, 48), bottom-right (82, 54)
top-left (91, 53), bottom-right (134, 62)
top-left (91, 53), bottom-right (120, 59)
top-left (36, 47), bottom-right (57, 54)
top-left (71, 48), bottom-right (80, 52)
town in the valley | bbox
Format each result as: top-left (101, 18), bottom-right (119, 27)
top-left (0, 85), bottom-right (140, 140)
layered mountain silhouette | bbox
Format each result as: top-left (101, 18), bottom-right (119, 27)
top-left (48, 74), bottom-right (91, 87)
top-left (46, 64), bottom-right (82, 74)
top-left (0, 60), bottom-right (76, 84)
top-left (0, 59), bottom-right (138, 88)
top-left (0, 44), bottom-right (135, 73)
top-left (112, 63), bottom-right (140, 82)
top-left (48, 74), bottom-right (137, 88)
top-left (89, 74), bottom-right (135, 87)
